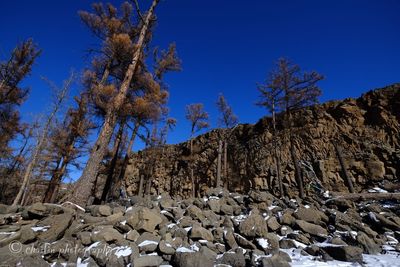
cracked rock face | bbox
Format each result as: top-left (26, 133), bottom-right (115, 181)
top-left (118, 84), bottom-right (400, 199)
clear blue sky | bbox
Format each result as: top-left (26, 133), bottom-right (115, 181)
top-left (1, 0), bottom-right (400, 149)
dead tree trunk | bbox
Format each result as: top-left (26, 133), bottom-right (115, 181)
top-left (113, 121), bottom-right (140, 197)
top-left (333, 141), bottom-right (354, 193)
top-left (328, 192), bottom-right (400, 202)
top-left (190, 138), bottom-right (195, 198)
top-left (13, 76), bottom-right (70, 206)
top-left (68, 0), bottom-right (159, 207)
top-left (138, 174), bottom-right (144, 197)
top-left (216, 140), bottom-right (222, 187)
top-left (223, 140), bottom-right (228, 189)
top-left (290, 140), bottom-right (304, 198)
top-left (100, 122), bottom-right (125, 203)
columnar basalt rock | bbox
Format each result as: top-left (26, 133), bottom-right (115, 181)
top-left (120, 84), bottom-right (400, 199)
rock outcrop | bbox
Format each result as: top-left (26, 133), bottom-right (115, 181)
top-left (121, 84), bottom-right (400, 198)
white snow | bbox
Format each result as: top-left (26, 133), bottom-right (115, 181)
top-left (0, 232), bottom-right (16, 235)
top-left (304, 205), bottom-right (310, 209)
top-left (138, 240), bottom-right (158, 247)
top-left (256, 238), bottom-right (269, 249)
top-left (76, 257), bottom-right (89, 267)
top-left (282, 248), bottom-right (400, 267)
top-left (268, 205), bottom-right (278, 210)
top-left (368, 187), bottom-right (388, 193)
top-left (292, 240), bottom-right (307, 249)
top-left (61, 201), bottom-right (85, 212)
top-left (184, 227), bottom-right (192, 232)
top-left (190, 244), bottom-right (200, 251)
top-left (167, 223), bottom-right (176, 229)
top-left (120, 220), bottom-right (127, 225)
top-left (209, 196), bottom-right (220, 200)
top-left (31, 226), bottom-right (50, 232)
top-left (125, 207), bottom-right (133, 212)
top-left (323, 191), bottom-right (330, 198)
top-left (176, 246), bottom-right (195, 253)
top-left (85, 241), bottom-right (100, 251)
top-left (113, 246), bottom-right (132, 258)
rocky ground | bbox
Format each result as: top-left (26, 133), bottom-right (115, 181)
top-left (1, 188), bottom-right (400, 267)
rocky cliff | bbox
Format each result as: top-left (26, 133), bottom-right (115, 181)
top-left (122, 84), bottom-right (400, 198)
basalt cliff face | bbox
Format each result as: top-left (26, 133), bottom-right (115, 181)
top-left (121, 84), bottom-right (400, 198)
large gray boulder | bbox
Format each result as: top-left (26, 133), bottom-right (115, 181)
top-left (238, 209), bottom-right (268, 238)
top-left (190, 225), bottom-right (213, 241)
top-left (126, 207), bottom-right (162, 232)
top-left (322, 245), bottom-right (363, 262)
top-left (295, 220), bottom-right (328, 237)
top-left (37, 212), bottom-right (73, 242)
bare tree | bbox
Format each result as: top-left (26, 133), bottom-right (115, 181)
top-left (257, 78), bottom-right (284, 196)
top-left (216, 94), bottom-right (238, 188)
top-left (258, 58), bottom-right (323, 198)
top-left (43, 92), bottom-right (92, 203)
top-left (13, 73), bottom-right (72, 206)
top-left (185, 103), bottom-right (209, 197)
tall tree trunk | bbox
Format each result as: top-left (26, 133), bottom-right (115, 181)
top-left (13, 77), bottom-right (70, 206)
top-left (190, 138), bottom-right (195, 198)
top-left (43, 158), bottom-right (69, 203)
top-left (68, 0), bottom-right (159, 207)
top-left (223, 140), bottom-right (228, 189)
top-left (138, 174), bottom-right (144, 197)
top-left (333, 141), bottom-right (354, 193)
top-left (271, 103), bottom-right (283, 197)
top-left (216, 140), bottom-right (222, 187)
top-left (275, 148), bottom-right (283, 197)
top-left (113, 121), bottom-right (140, 198)
top-left (290, 140), bottom-right (304, 198)
top-left (100, 122), bottom-right (125, 203)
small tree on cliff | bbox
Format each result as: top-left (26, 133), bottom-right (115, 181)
top-left (258, 58), bottom-right (323, 198)
top-left (216, 94), bottom-right (238, 188)
top-left (185, 103), bottom-right (209, 197)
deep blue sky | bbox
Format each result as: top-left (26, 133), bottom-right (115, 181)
top-left (1, 0), bottom-right (400, 149)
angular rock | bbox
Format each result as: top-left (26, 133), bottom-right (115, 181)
top-left (217, 249), bottom-right (246, 267)
top-left (126, 230), bottom-right (140, 242)
top-left (37, 212), bottom-right (73, 242)
top-left (133, 255), bottom-right (163, 267)
top-left (137, 232), bottom-right (160, 252)
top-left (27, 203), bottom-right (48, 219)
top-left (208, 199), bottom-right (221, 213)
top-left (321, 245), bottom-right (363, 262)
top-left (356, 231), bottom-right (381, 254)
top-left (126, 207), bottom-right (162, 232)
top-left (295, 220), bottom-right (328, 236)
top-left (173, 250), bottom-right (214, 267)
top-left (261, 254), bottom-right (291, 267)
top-left (159, 240), bottom-right (175, 255)
top-left (267, 216), bottom-right (281, 232)
top-left (190, 225), bottom-right (213, 241)
top-left (91, 227), bottom-right (124, 243)
top-left (294, 207), bottom-right (327, 225)
top-left (238, 209), bottom-right (268, 238)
